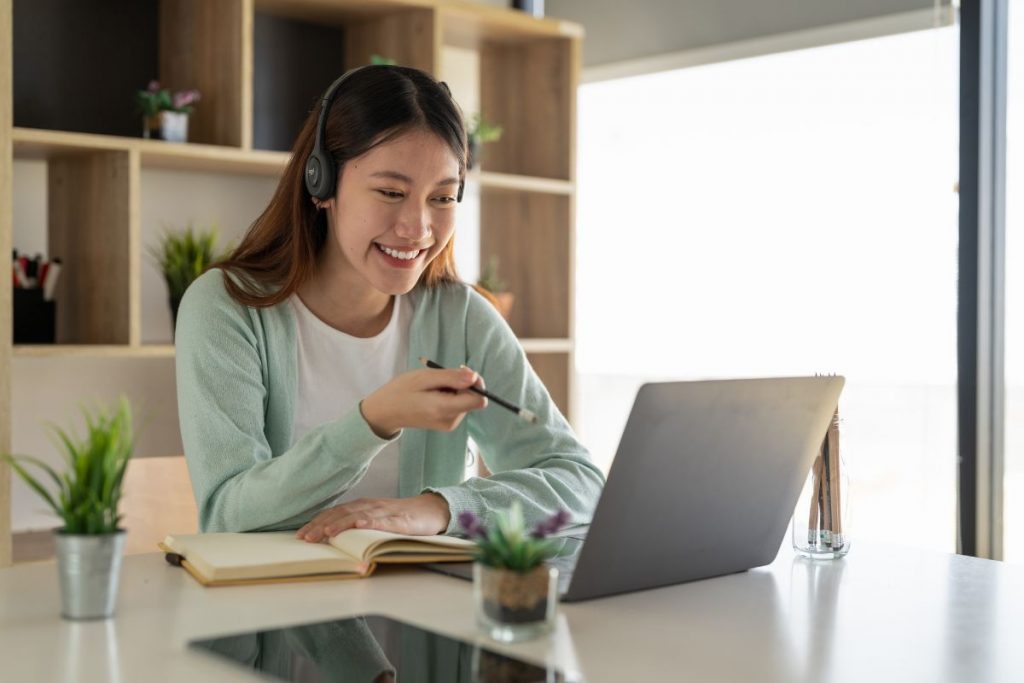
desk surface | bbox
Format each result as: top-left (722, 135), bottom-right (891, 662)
top-left (1, 541), bottom-right (1023, 682)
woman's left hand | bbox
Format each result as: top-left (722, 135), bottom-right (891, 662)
top-left (296, 493), bottom-right (452, 542)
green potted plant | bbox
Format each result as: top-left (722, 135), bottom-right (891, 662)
top-left (459, 503), bottom-right (569, 642)
top-left (135, 80), bottom-right (201, 143)
top-left (467, 113), bottom-right (503, 170)
top-left (148, 222), bottom-right (227, 333)
top-left (474, 255), bottom-right (514, 321)
top-left (1, 398), bottom-right (135, 620)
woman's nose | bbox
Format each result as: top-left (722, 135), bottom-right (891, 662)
top-left (394, 204), bottom-right (431, 241)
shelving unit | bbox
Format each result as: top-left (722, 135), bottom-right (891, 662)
top-left (0, 0), bottom-right (581, 565)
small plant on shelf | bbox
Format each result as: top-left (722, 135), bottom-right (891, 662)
top-left (148, 222), bottom-right (228, 333)
top-left (467, 112), bottom-right (503, 170)
top-left (474, 255), bottom-right (514, 321)
top-left (135, 80), bottom-right (201, 143)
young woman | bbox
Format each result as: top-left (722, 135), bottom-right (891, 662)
top-left (175, 65), bottom-right (604, 543)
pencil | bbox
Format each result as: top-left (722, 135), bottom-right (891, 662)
top-left (826, 409), bottom-right (843, 548)
top-left (419, 357), bottom-right (538, 423)
top-left (808, 451), bottom-right (822, 544)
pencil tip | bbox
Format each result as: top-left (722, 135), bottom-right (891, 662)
top-left (418, 356), bottom-right (428, 366)
top-left (521, 409), bottom-right (538, 423)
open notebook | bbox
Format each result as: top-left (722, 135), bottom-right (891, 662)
top-left (160, 529), bottom-right (475, 587)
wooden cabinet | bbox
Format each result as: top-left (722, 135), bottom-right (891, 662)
top-left (0, 0), bottom-right (581, 564)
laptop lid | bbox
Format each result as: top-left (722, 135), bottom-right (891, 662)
top-left (561, 376), bottom-right (844, 602)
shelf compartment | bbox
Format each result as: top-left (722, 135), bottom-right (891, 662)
top-left (481, 191), bottom-right (570, 339)
top-left (13, 0), bottom-right (159, 138)
top-left (252, 4), bottom-right (438, 152)
top-left (480, 37), bottom-right (575, 179)
top-left (47, 150), bottom-right (134, 345)
top-left (160, 0), bottom-right (249, 147)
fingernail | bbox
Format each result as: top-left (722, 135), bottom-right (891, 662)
top-left (356, 520), bottom-right (366, 527)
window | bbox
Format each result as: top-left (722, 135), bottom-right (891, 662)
top-left (1003, 0), bottom-right (1023, 564)
top-left (576, 27), bottom-right (959, 552)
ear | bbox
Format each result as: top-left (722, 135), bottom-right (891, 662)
top-left (312, 197), bottom-right (335, 211)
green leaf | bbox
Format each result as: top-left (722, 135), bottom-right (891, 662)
top-left (5, 397), bottom-right (136, 533)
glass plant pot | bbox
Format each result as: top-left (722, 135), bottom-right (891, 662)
top-left (473, 562), bottom-right (558, 643)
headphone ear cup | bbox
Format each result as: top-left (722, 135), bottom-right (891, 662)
top-left (305, 150), bottom-right (336, 200)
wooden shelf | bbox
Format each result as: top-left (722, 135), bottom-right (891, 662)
top-left (13, 128), bottom-right (289, 176)
top-left (474, 171), bottom-right (574, 195)
top-left (13, 341), bottom-right (565, 358)
top-left (519, 338), bottom-right (573, 353)
top-left (252, 0), bottom-right (581, 41)
top-left (13, 345), bottom-right (175, 359)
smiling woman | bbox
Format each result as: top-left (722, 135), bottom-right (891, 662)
top-left (173, 65), bottom-right (604, 543)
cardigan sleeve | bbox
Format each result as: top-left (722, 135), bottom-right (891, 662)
top-left (174, 270), bottom-right (399, 532)
top-left (422, 288), bottom-right (606, 534)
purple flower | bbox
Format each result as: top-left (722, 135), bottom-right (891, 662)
top-left (458, 511), bottom-right (487, 539)
top-left (147, 80), bottom-right (161, 93)
top-left (530, 509), bottom-right (571, 539)
top-left (173, 89), bottom-right (201, 110)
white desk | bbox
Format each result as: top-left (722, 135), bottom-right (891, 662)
top-left (1, 542), bottom-right (1023, 682)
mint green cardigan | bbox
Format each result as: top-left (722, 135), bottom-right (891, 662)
top-left (174, 269), bottom-right (605, 534)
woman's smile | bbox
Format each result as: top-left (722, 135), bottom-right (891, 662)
top-left (373, 241), bottom-right (428, 269)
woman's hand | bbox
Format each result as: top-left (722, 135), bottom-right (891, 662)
top-left (296, 493), bottom-right (452, 542)
top-left (360, 366), bottom-right (487, 438)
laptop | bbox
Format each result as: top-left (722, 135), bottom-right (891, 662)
top-left (427, 376), bottom-right (844, 602)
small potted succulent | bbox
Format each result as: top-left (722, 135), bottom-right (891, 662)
top-left (148, 222), bottom-right (227, 334)
top-left (135, 80), bottom-right (201, 143)
top-left (460, 503), bottom-right (569, 642)
top-left (474, 255), bottom-right (514, 321)
top-left (1, 398), bottom-right (135, 620)
top-left (467, 112), bottom-right (503, 170)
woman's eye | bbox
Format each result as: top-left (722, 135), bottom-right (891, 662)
top-left (377, 190), bottom-right (404, 199)
top-left (433, 196), bottom-right (456, 205)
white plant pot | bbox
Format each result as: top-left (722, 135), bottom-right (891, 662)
top-left (160, 111), bottom-right (189, 143)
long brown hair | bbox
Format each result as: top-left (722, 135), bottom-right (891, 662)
top-left (216, 65), bottom-right (467, 307)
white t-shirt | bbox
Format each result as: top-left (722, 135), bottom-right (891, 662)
top-left (289, 293), bottom-right (413, 505)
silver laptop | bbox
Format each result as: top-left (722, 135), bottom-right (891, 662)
top-left (428, 376), bottom-right (844, 602)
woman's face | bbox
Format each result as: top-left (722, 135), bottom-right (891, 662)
top-left (320, 128), bottom-right (461, 297)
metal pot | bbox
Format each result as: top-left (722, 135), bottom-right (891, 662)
top-left (54, 530), bottom-right (126, 620)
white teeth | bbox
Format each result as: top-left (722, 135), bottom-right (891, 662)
top-left (377, 243), bottom-right (420, 260)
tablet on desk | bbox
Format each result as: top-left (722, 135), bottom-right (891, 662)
top-left (189, 613), bottom-right (575, 682)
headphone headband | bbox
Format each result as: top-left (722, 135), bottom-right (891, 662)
top-left (304, 66), bottom-right (465, 203)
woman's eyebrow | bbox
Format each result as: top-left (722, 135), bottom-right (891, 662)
top-left (369, 170), bottom-right (459, 187)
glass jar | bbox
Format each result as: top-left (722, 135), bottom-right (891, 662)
top-left (792, 451), bottom-right (851, 560)
top-left (473, 563), bottom-right (558, 643)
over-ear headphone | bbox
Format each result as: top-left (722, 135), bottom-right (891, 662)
top-left (304, 65), bottom-right (465, 203)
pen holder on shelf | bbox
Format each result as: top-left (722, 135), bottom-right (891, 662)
top-left (13, 287), bottom-right (56, 344)
top-left (792, 408), bottom-right (850, 559)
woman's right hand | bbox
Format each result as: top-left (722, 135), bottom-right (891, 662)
top-left (360, 366), bottom-right (487, 438)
